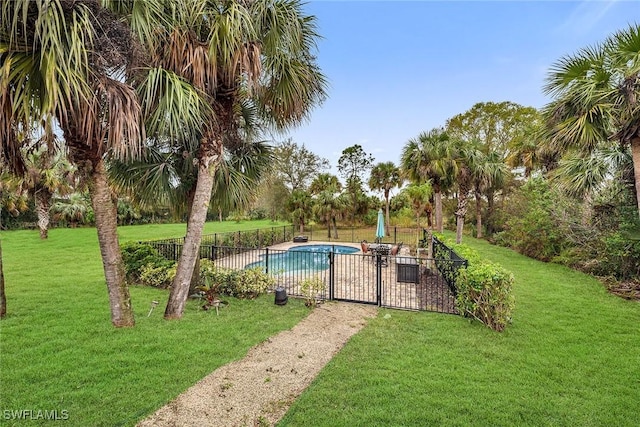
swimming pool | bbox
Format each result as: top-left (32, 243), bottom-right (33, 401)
top-left (245, 244), bottom-right (359, 274)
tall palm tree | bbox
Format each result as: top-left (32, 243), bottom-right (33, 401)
top-left (544, 24), bottom-right (640, 217)
top-left (117, 0), bottom-right (327, 319)
top-left (401, 128), bottom-right (455, 233)
top-left (23, 145), bottom-right (75, 239)
top-left (368, 162), bottom-right (403, 236)
top-left (1, 0), bottom-right (144, 326)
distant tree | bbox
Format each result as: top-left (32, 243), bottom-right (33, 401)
top-left (22, 146), bottom-right (75, 239)
top-left (287, 190), bottom-right (313, 233)
top-left (469, 150), bottom-right (509, 238)
top-left (309, 173), bottom-right (342, 195)
top-left (450, 139), bottom-right (483, 244)
top-left (310, 173), bottom-right (343, 238)
top-left (368, 162), bottom-right (403, 236)
top-left (401, 128), bottom-right (455, 232)
top-left (274, 139), bottom-right (329, 191)
top-left (404, 182), bottom-right (433, 230)
top-left (0, 170), bottom-right (28, 229)
top-left (338, 145), bottom-right (375, 183)
top-left (52, 193), bottom-right (93, 227)
top-left (543, 24), bottom-right (640, 218)
top-left (446, 101), bottom-right (539, 157)
top-left (338, 145), bottom-right (374, 223)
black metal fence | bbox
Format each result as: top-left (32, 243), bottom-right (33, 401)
top-left (138, 226), bottom-right (470, 313)
top-left (142, 225), bottom-right (296, 260)
top-left (173, 243), bottom-right (464, 313)
top-left (432, 236), bottom-right (469, 295)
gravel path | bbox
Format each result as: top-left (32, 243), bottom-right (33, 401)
top-left (137, 302), bottom-right (378, 427)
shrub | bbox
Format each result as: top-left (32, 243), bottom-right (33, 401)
top-left (139, 263), bottom-right (176, 289)
top-left (457, 261), bottom-right (515, 332)
top-left (198, 260), bottom-right (273, 299)
top-left (234, 267), bottom-right (275, 299)
top-left (121, 242), bottom-right (173, 283)
top-left (435, 235), bottom-right (514, 332)
top-left (300, 276), bottom-right (326, 307)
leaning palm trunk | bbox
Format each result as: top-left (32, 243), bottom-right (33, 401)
top-left (165, 150), bottom-right (219, 319)
top-left (34, 188), bottom-right (52, 239)
top-left (87, 159), bottom-right (134, 327)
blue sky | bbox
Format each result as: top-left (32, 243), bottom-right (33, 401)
top-left (284, 0), bottom-right (639, 176)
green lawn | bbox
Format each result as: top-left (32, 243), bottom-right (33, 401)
top-left (0, 220), bottom-right (305, 426)
top-left (279, 235), bottom-right (640, 426)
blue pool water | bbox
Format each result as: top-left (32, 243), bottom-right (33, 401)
top-left (245, 244), bottom-right (359, 274)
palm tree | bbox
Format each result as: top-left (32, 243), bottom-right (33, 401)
top-left (368, 162), bottom-right (403, 236)
top-left (404, 183), bottom-right (433, 230)
top-left (401, 128), bottom-right (455, 233)
top-left (310, 173), bottom-right (342, 238)
top-left (544, 24), bottom-right (640, 218)
top-left (1, 1), bottom-right (144, 326)
top-left (286, 190), bottom-right (312, 233)
top-left (450, 139), bottom-right (482, 244)
top-left (51, 193), bottom-right (93, 228)
top-left (469, 150), bottom-right (509, 238)
top-left (22, 146), bottom-right (75, 239)
top-left (0, 169), bottom-right (28, 229)
top-left (117, 0), bottom-right (327, 319)
top-left (313, 189), bottom-right (344, 239)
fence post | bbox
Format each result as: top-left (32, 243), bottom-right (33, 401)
top-left (265, 248), bottom-right (269, 274)
top-left (329, 251), bottom-right (335, 300)
top-left (375, 254), bottom-right (382, 307)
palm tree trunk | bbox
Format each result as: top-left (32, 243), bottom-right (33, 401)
top-left (475, 189), bottom-right (482, 239)
top-left (35, 188), bottom-right (51, 239)
top-left (435, 190), bottom-right (443, 233)
top-left (631, 138), bottom-right (640, 218)
top-left (331, 217), bottom-right (339, 239)
top-left (384, 190), bottom-right (391, 236)
top-left (165, 155), bottom-right (218, 319)
top-left (88, 160), bottom-right (135, 327)
top-left (455, 194), bottom-right (468, 244)
top-left (0, 240), bottom-right (6, 319)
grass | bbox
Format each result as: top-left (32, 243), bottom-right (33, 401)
top-left (0, 220), bottom-right (306, 426)
top-left (279, 234), bottom-right (640, 426)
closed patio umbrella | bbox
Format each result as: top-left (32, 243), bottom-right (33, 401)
top-left (376, 209), bottom-right (385, 243)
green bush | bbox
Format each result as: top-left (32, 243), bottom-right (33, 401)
top-left (121, 242), bottom-right (174, 283)
top-left (199, 260), bottom-right (273, 299)
top-left (435, 236), bottom-right (514, 332)
top-left (139, 263), bottom-right (176, 288)
top-left (234, 267), bottom-right (275, 299)
top-left (457, 260), bottom-right (515, 332)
